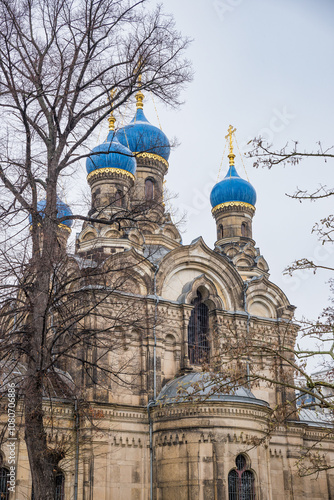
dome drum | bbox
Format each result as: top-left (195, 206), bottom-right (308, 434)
top-left (135, 152), bottom-right (169, 174)
top-left (87, 165), bottom-right (135, 187)
top-left (213, 205), bottom-right (254, 243)
top-left (212, 201), bottom-right (255, 216)
top-left (90, 175), bottom-right (133, 215)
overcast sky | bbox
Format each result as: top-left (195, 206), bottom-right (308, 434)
top-left (143, 0), bottom-right (334, 324)
top-left (76, 0), bottom-right (334, 326)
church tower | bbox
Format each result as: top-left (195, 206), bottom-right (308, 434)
top-left (210, 125), bottom-right (256, 244)
top-left (76, 100), bottom-right (140, 258)
top-left (115, 85), bottom-right (169, 214)
top-left (76, 88), bottom-right (181, 258)
top-left (210, 126), bottom-right (269, 279)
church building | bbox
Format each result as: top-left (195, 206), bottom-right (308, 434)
top-left (1, 88), bottom-right (333, 500)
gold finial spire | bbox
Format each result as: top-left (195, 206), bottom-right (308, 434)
top-left (136, 73), bottom-right (144, 110)
top-left (135, 59), bottom-right (144, 110)
top-left (225, 124), bottom-right (236, 166)
top-left (108, 89), bottom-right (116, 131)
top-left (136, 89), bottom-right (144, 110)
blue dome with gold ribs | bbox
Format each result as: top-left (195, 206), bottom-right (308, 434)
top-left (30, 198), bottom-right (73, 228)
top-left (114, 95), bottom-right (170, 161)
top-left (86, 135), bottom-right (136, 176)
top-left (210, 164), bottom-right (257, 209)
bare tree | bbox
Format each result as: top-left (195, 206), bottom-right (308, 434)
top-left (239, 137), bottom-right (334, 473)
top-left (0, 0), bottom-right (191, 498)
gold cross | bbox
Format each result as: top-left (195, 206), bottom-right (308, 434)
top-left (225, 125), bottom-right (236, 157)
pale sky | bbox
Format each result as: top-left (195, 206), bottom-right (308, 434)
top-left (150, 0), bottom-right (334, 323)
top-left (75, 0), bottom-right (334, 326)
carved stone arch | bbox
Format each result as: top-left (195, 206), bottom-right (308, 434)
top-left (101, 248), bottom-right (153, 295)
top-left (178, 274), bottom-right (224, 310)
top-left (248, 296), bottom-right (276, 318)
top-left (223, 244), bottom-right (240, 259)
top-left (157, 223), bottom-right (182, 243)
top-left (127, 228), bottom-right (144, 246)
top-left (103, 269), bottom-right (143, 295)
top-left (156, 238), bottom-right (244, 311)
top-left (256, 256), bottom-right (269, 272)
top-left (142, 222), bottom-right (158, 235)
top-left (243, 245), bottom-right (258, 258)
top-left (164, 333), bottom-right (176, 345)
top-left (101, 225), bottom-right (122, 239)
top-left (246, 276), bottom-right (295, 320)
top-left (78, 225), bottom-right (98, 243)
top-left (233, 254), bottom-right (255, 268)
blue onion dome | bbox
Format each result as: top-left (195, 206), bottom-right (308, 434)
top-left (114, 91), bottom-right (170, 162)
top-left (29, 198), bottom-right (73, 228)
top-left (210, 163), bottom-right (257, 210)
top-left (86, 136), bottom-right (136, 177)
top-left (210, 125), bottom-right (257, 211)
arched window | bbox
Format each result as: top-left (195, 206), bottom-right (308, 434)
top-left (31, 469), bottom-right (65, 500)
top-left (145, 178), bottom-right (154, 200)
top-left (228, 454), bottom-right (255, 500)
top-left (241, 222), bottom-right (247, 237)
top-left (219, 224), bottom-right (224, 240)
top-left (0, 466), bottom-right (9, 500)
top-left (115, 190), bottom-right (123, 208)
top-left (188, 291), bottom-right (210, 365)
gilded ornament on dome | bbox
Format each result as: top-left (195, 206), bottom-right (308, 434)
top-left (87, 167), bottom-right (135, 182)
top-left (135, 152), bottom-right (169, 168)
top-left (212, 201), bottom-right (255, 214)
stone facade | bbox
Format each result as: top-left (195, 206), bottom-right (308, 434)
top-left (1, 110), bottom-right (333, 500)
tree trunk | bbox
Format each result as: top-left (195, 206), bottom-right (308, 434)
top-left (24, 375), bottom-right (57, 500)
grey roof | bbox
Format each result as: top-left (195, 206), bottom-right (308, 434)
top-left (157, 372), bottom-right (269, 407)
top-left (297, 408), bottom-right (332, 428)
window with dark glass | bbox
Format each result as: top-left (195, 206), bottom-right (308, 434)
top-left (241, 222), bottom-right (247, 237)
top-left (145, 178), bottom-right (154, 200)
top-left (0, 466), bottom-right (9, 500)
top-left (31, 469), bottom-right (65, 500)
top-left (55, 471), bottom-right (65, 500)
top-left (188, 291), bottom-right (210, 365)
top-left (228, 454), bottom-right (255, 500)
top-left (219, 224), bottom-right (224, 239)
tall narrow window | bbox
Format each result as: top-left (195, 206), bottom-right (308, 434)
top-left (228, 454), bottom-right (255, 500)
top-left (188, 291), bottom-right (209, 365)
top-left (219, 224), bottom-right (224, 239)
top-left (115, 190), bottom-right (123, 208)
top-left (55, 470), bottom-right (65, 500)
top-left (0, 467), bottom-right (9, 500)
top-left (241, 222), bottom-right (247, 237)
top-left (145, 178), bottom-right (154, 200)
